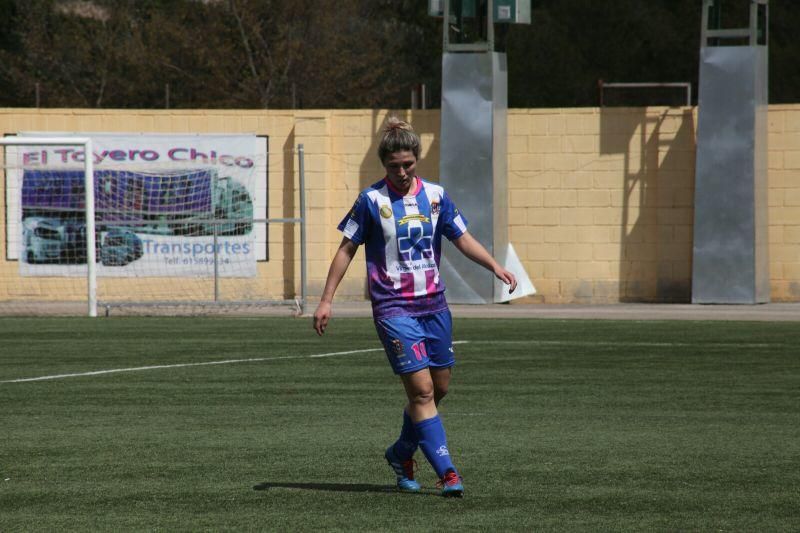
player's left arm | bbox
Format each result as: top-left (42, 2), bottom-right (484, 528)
top-left (451, 231), bottom-right (517, 293)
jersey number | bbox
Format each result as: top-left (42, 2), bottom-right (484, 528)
top-left (411, 341), bottom-right (428, 361)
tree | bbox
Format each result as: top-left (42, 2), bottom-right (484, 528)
top-left (0, 0), bottom-right (797, 109)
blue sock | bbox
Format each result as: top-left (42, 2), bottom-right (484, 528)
top-left (414, 414), bottom-right (456, 479)
top-left (392, 410), bottom-right (419, 461)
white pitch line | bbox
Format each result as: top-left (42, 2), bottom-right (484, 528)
top-left (1, 341), bottom-right (471, 384)
top-left (2, 337), bottom-right (774, 384)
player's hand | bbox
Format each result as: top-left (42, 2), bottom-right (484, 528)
top-left (495, 267), bottom-right (518, 293)
top-left (313, 301), bottom-right (332, 336)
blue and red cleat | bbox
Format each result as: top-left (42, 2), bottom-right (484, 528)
top-left (438, 469), bottom-right (464, 498)
top-left (385, 445), bottom-right (421, 493)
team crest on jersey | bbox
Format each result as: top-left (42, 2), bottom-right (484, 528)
top-left (430, 201), bottom-right (440, 216)
top-left (391, 339), bottom-right (404, 357)
top-left (380, 206), bottom-right (393, 219)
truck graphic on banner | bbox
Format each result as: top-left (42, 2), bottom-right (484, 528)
top-left (99, 229), bottom-right (144, 266)
top-left (22, 216), bottom-right (90, 264)
top-left (20, 168), bottom-right (253, 266)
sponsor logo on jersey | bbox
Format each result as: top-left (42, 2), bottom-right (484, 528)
top-left (436, 445), bottom-right (450, 457)
top-left (396, 261), bottom-right (435, 273)
top-left (430, 201), bottom-right (440, 216)
top-left (380, 206), bottom-right (393, 219)
top-left (398, 225), bottom-right (433, 261)
top-left (398, 214), bottom-right (430, 226)
top-left (391, 338), bottom-right (404, 357)
top-left (404, 201), bottom-right (418, 208)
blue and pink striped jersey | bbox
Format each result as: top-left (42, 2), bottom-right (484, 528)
top-left (338, 177), bottom-right (468, 319)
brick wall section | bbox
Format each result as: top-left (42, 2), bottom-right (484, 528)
top-left (1, 106), bottom-right (798, 305)
top-left (769, 105), bottom-right (800, 300)
top-left (508, 107), bottom-right (699, 303)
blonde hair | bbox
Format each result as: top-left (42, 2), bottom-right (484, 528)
top-left (377, 116), bottom-right (421, 164)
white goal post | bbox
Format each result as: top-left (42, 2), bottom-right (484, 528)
top-left (2, 134), bottom-right (307, 318)
top-left (1, 136), bottom-right (98, 317)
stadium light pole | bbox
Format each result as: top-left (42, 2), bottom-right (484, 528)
top-left (0, 136), bottom-right (97, 317)
top-left (431, 0), bottom-right (535, 304)
top-left (692, 0), bottom-right (769, 304)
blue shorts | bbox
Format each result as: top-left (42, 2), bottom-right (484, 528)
top-left (374, 310), bottom-right (455, 375)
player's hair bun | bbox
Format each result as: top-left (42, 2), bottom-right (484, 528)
top-left (378, 116), bottom-right (421, 163)
top-left (384, 116), bottom-right (413, 133)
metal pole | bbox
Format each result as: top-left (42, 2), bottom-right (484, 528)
top-left (701, 0), bottom-right (711, 47)
top-left (213, 223), bottom-right (219, 302)
top-left (598, 82), bottom-right (693, 107)
top-left (298, 144), bottom-right (307, 315)
top-left (84, 139), bottom-right (97, 317)
top-left (442, 0), bottom-right (450, 51)
top-left (487, 0), bottom-right (495, 51)
top-left (598, 79), bottom-right (604, 107)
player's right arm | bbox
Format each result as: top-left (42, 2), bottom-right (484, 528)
top-left (313, 237), bottom-right (359, 336)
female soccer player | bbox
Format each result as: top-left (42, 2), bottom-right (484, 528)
top-left (312, 117), bottom-right (516, 497)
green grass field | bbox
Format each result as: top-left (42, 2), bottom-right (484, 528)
top-left (1, 316), bottom-right (798, 531)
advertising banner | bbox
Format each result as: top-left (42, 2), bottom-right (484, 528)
top-left (7, 133), bottom-right (267, 277)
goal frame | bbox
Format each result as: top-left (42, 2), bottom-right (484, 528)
top-left (2, 137), bottom-right (308, 318)
top-left (1, 136), bottom-right (97, 317)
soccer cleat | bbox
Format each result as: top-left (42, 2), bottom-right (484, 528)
top-left (438, 469), bottom-right (464, 498)
top-left (385, 445), bottom-right (421, 492)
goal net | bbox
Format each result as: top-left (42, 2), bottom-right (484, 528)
top-left (2, 133), bottom-right (305, 316)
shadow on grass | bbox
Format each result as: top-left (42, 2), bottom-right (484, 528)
top-left (253, 481), bottom-right (436, 496)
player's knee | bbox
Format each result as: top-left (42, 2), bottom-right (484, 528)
top-left (409, 386), bottom-right (435, 407)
